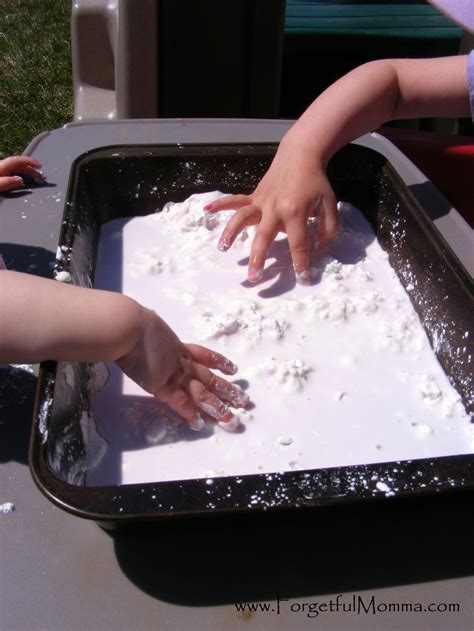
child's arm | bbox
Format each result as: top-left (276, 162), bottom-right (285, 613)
top-left (0, 271), bottom-right (246, 428)
top-left (207, 56), bottom-right (471, 283)
top-left (0, 156), bottom-right (45, 191)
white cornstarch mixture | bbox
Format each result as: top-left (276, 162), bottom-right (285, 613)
top-left (89, 192), bottom-right (472, 485)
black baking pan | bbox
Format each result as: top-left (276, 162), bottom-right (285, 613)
top-left (29, 142), bottom-right (473, 528)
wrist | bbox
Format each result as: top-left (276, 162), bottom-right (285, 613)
top-left (280, 126), bottom-right (328, 170)
top-left (112, 296), bottom-right (148, 362)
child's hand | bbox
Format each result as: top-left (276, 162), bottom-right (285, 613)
top-left (0, 156), bottom-right (45, 192)
top-left (116, 307), bottom-right (248, 431)
top-left (205, 140), bottom-right (339, 283)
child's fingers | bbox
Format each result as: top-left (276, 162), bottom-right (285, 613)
top-left (247, 217), bottom-right (279, 283)
top-left (0, 156), bottom-right (41, 175)
top-left (185, 344), bottom-right (238, 375)
top-left (217, 205), bottom-right (260, 251)
top-left (16, 164), bottom-right (45, 183)
top-left (157, 386), bottom-right (197, 423)
top-left (186, 378), bottom-right (237, 425)
top-left (0, 176), bottom-right (24, 192)
top-left (192, 363), bottom-right (249, 408)
top-left (204, 194), bottom-right (251, 212)
top-left (322, 189), bottom-right (340, 242)
top-left (286, 217), bottom-right (310, 284)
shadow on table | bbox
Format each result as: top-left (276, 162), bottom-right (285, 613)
top-left (0, 366), bottom-right (37, 465)
top-left (0, 242), bottom-right (55, 277)
top-left (111, 490), bottom-right (474, 606)
top-left (0, 244), bottom-right (55, 464)
top-left (408, 182), bottom-right (453, 222)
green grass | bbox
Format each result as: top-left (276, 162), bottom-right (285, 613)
top-left (0, 0), bottom-right (73, 158)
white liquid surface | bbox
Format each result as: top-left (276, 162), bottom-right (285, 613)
top-left (89, 193), bottom-right (472, 486)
